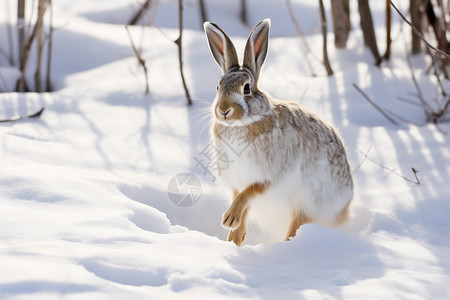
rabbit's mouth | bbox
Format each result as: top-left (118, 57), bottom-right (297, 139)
top-left (214, 115), bottom-right (265, 127)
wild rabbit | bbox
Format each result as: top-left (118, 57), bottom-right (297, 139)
top-left (204, 19), bottom-right (353, 246)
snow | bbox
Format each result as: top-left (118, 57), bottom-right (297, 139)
top-left (1, 0), bottom-right (450, 299)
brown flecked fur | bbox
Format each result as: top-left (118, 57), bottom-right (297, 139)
top-left (227, 208), bottom-right (248, 247)
top-left (222, 182), bottom-right (268, 231)
top-left (286, 211), bottom-right (311, 240)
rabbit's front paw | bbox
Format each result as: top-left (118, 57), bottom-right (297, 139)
top-left (222, 207), bottom-right (242, 230)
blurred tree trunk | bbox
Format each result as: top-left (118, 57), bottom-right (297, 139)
top-left (17, 0), bottom-right (25, 68)
top-left (330, 0), bottom-right (350, 48)
top-left (240, 0), bottom-right (248, 26)
top-left (358, 0), bottom-right (382, 65)
top-left (319, 0), bottom-right (333, 75)
top-left (410, 0), bottom-right (424, 54)
top-left (35, 0), bottom-right (47, 92)
top-left (199, 0), bottom-right (207, 24)
top-left (384, 0), bottom-right (391, 59)
top-left (425, 0), bottom-right (450, 55)
top-left (175, 0), bottom-right (192, 105)
top-left (46, 0), bottom-right (53, 91)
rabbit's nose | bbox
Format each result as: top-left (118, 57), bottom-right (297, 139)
top-left (217, 107), bottom-right (233, 119)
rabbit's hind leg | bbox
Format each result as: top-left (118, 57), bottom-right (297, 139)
top-left (286, 211), bottom-right (310, 241)
top-left (334, 201), bottom-right (351, 226)
top-left (227, 208), bottom-right (248, 246)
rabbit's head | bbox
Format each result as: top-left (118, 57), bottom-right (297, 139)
top-left (204, 19), bottom-right (272, 126)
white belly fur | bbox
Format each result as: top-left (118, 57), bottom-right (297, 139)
top-left (216, 137), bottom-right (352, 242)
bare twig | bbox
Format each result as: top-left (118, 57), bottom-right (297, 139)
top-left (17, 19), bottom-right (39, 92)
top-left (45, 0), bottom-right (53, 92)
top-left (401, 29), bottom-right (435, 120)
top-left (412, 167), bottom-right (420, 184)
top-left (240, 0), bottom-right (248, 26)
top-left (319, 0), bottom-right (333, 76)
top-left (353, 146), bottom-right (371, 173)
top-left (125, 26), bottom-right (149, 94)
top-left (425, 1), bottom-right (450, 57)
top-left (175, 0), bottom-right (192, 105)
top-left (129, 0), bottom-right (152, 26)
top-left (356, 148), bottom-right (420, 185)
top-left (286, 0), bottom-right (318, 76)
top-left (353, 83), bottom-right (399, 125)
top-left (384, 0), bottom-right (392, 59)
top-left (382, 107), bottom-right (427, 126)
top-left (431, 96), bottom-right (450, 123)
top-left (17, 0), bottom-right (26, 68)
top-left (0, 107), bottom-right (45, 123)
top-left (397, 96), bottom-right (422, 107)
top-left (34, 0), bottom-right (47, 92)
top-left (425, 46), bottom-right (447, 98)
top-left (199, 0), bottom-right (207, 24)
top-left (391, 0), bottom-right (450, 60)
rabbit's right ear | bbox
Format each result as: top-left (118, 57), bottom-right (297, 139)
top-left (204, 22), bottom-right (239, 73)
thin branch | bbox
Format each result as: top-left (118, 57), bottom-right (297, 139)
top-left (125, 26), bottom-right (149, 94)
top-left (384, 0), bottom-right (392, 59)
top-left (17, 0), bottom-right (26, 68)
top-left (356, 148), bottom-right (420, 185)
top-left (240, 0), bottom-right (248, 26)
top-left (401, 29), bottom-right (434, 120)
top-left (175, 0), bottom-right (192, 105)
top-left (34, 0), bottom-right (48, 93)
top-left (17, 19), bottom-right (39, 92)
top-left (397, 96), bottom-right (422, 107)
top-left (353, 83), bottom-right (399, 125)
top-left (199, 0), bottom-right (208, 24)
top-left (353, 145), bottom-right (371, 173)
top-left (425, 46), bottom-right (447, 98)
top-left (45, 0), bottom-right (53, 92)
top-left (0, 107), bottom-right (45, 123)
top-left (391, 0), bottom-right (450, 60)
top-left (319, 0), bottom-right (333, 76)
top-left (412, 167), bottom-right (420, 184)
top-left (129, 0), bottom-right (152, 26)
top-left (286, 0), bottom-right (318, 77)
top-left (382, 106), bottom-right (427, 126)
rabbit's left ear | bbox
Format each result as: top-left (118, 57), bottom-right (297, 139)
top-left (243, 19), bottom-right (271, 83)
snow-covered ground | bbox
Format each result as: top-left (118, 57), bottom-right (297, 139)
top-left (1, 0), bottom-right (450, 299)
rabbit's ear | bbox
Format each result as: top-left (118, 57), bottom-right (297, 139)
top-left (243, 19), bottom-right (271, 82)
top-left (204, 22), bottom-right (239, 73)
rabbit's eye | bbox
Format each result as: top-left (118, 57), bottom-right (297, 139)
top-left (216, 85), bottom-right (219, 90)
top-left (243, 84), bottom-right (251, 95)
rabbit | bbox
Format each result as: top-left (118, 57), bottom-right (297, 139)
top-left (203, 19), bottom-right (353, 246)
